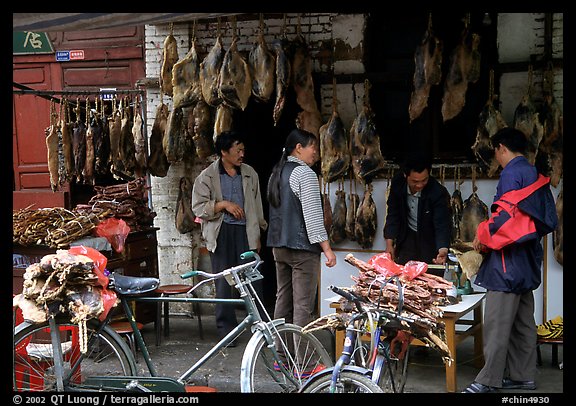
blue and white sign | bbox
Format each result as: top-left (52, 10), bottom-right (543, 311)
top-left (56, 51), bottom-right (70, 61)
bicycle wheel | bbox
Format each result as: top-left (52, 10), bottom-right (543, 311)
top-left (377, 341), bottom-right (410, 393)
top-left (14, 318), bottom-right (137, 391)
top-left (301, 370), bottom-right (383, 393)
top-left (241, 323), bottom-right (333, 393)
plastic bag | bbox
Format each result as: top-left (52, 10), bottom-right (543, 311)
top-left (68, 245), bottom-right (118, 321)
top-left (402, 260), bottom-right (428, 280)
top-left (95, 218), bottom-right (131, 253)
top-left (368, 252), bottom-right (403, 277)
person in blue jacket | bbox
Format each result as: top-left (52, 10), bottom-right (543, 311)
top-left (462, 127), bottom-right (558, 393)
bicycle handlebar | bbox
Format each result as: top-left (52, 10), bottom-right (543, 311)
top-left (329, 285), bottom-right (365, 312)
top-left (181, 251), bottom-right (261, 280)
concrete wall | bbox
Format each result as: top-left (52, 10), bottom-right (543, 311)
top-left (144, 13), bottom-right (563, 322)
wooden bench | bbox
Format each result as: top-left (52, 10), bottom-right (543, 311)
top-left (537, 337), bottom-right (563, 368)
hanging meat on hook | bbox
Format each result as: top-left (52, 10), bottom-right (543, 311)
top-left (132, 101), bottom-right (147, 178)
top-left (409, 17), bottom-right (443, 122)
top-left (93, 99), bottom-right (110, 176)
top-left (108, 99), bottom-right (123, 178)
top-left (191, 100), bottom-right (215, 160)
top-left (72, 101), bottom-right (87, 183)
top-left (83, 103), bottom-right (96, 186)
top-left (441, 25), bottom-right (481, 122)
top-left (60, 99), bottom-right (74, 183)
top-left (330, 187), bottom-right (347, 244)
top-left (249, 30), bottom-right (275, 103)
top-left (148, 102), bottom-right (170, 177)
top-left (320, 83), bottom-right (350, 184)
top-left (459, 182), bottom-right (488, 243)
top-left (219, 36), bottom-right (252, 111)
top-left (118, 99), bottom-right (136, 177)
top-left (349, 80), bottom-right (386, 184)
top-left (172, 37), bottom-right (202, 109)
top-left (345, 184), bottom-right (359, 242)
top-left (200, 34), bottom-right (225, 107)
top-left (322, 184), bottom-right (333, 239)
top-left (160, 31), bottom-right (179, 98)
top-left (471, 94), bottom-right (507, 177)
top-left (214, 104), bottom-right (234, 142)
top-left (450, 172), bottom-right (464, 244)
top-left (355, 183), bottom-right (377, 249)
top-left (271, 37), bottom-right (291, 126)
top-left (46, 102), bottom-right (59, 191)
top-left (513, 72), bottom-right (543, 166)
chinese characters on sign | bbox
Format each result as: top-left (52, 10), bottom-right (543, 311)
top-left (13, 32), bottom-right (54, 54)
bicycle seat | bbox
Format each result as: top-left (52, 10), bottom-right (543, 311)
top-left (110, 273), bottom-right (160, 295)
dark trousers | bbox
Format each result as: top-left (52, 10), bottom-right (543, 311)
top-left (475, 290), bottom-right (537, 387)
top-left (397, 228), bottom-right (443, 277)
top-left (210, 223), bottom-right (263, 337)
top-left (272, 247), bottom-right (320, 327)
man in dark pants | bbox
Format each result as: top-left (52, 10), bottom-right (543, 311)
top-left (383, 152), bottom-right (452, 274)
top-left (192, 131), bottom-right (268, 344)
top-left (462, 128), bottom-right (558, 393)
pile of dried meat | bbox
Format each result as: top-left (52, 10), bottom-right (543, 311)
top-left (13, 249), bottom-right (118, 352)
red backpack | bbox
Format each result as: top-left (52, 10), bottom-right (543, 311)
top-left (476, 175), bottom-right (550, 251)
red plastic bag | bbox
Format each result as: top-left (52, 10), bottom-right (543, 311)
top-left (368, 252), bottom-right (403, 277)
top-left (68, 245), bottom-right (118, 321)
top-left (402, 260), bottom-right (428, 280)
top-left (96, 218), bottom-right (131, 253)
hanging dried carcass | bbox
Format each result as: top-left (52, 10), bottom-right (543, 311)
top-left (160, 31), bottom-right (179, 98)
top-left (320, 84), bottom-right (350, 184)
top-left (200, 34), bottom-right (225, 107)
top-left (214, 104), bottom-right (234, 142)
top-left (172, 37), bottom-right (202, 109)
top-left (350, 80), bottom-right (386, 184)
top-left (191, 100), bottom-right (215, 160)
top-left (322, 186), bottom-right (333, 239)
top-left (345, 178), bottom-right (359, 242)
top-left (471, 93), bottom-right (507, 177)
top-left (441, 25), bottom-right (481, 122)
top-left (108, 100), bottom-right (123, 177)
top-left (409, 17), bottom-right (443, 122)
top-left (535, 81), bottom-right (563, 188)
top-left (83, 108), bottom-right (96, 186)
top-left (93, 100), bottom-right (110, 176)
top-left (553, 185), bottom-right (563, 265)
top-left (148, 102), bottom-right (170, 177)
top-left (249, 30), bottom-right (275, 103)
top-left (72, 101), bottom-right (87, 183)
top-left (292, 32), bottom-right (322, 137)
top-left (513, 70), bottom-right (543, 165)
top-left (218, 36), bottom-right (252, 111)
top-left (163, 107), bottom-right (186, 163)
top-left (355, 183), bottom-right (377, 249)
top-left (45, 101), bottom-right (59, 191)
top-left (118, 99), bottom-right (136, 177)
top-left (271, 37), bottom-right (291, 126)
top-left (459, 185), bottom-right (488, 242)
top-left (330, 187), bottom-right (347, 244)
top-left (450, 177), bottom-right (464, 243)
top-left (132, 100), bottom-right (147, 178)
top-left (175, 176), bottom-right (196, 234)
top-left (60, 98), bottom-right (74, 182)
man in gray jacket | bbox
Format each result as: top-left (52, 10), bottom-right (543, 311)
top-left (192, 131), bottom-right (268, 343)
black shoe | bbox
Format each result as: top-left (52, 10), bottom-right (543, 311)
top-left (462, 382), bottom-right (497, 393)
top-left (502, 378), bottom-right (536, 390)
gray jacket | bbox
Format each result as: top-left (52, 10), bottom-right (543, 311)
top-left (192, 159), bottom-right (267, 253)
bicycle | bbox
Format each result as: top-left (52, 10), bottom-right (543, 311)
top-left (13, 251), bottom-right (332, 392)
top-left (300, 281), bottom-right (434, 393)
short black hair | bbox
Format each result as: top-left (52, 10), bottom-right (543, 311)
top-left (401, 151), bottom-right (432, 176)
top-left (215, 131), bottom-right (244, 156)
top-left (491, 127), bottom-right (528, 155)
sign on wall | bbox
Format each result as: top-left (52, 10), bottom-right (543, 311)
top-left (13, 32), bottom-right (54, 54)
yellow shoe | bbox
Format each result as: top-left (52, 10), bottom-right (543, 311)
top-left (537, 316), bottom-right (563, 339)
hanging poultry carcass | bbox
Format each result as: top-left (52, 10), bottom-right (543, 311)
top-left (132, 101), bottom-right (147, 178)
top-left (513, 70), bottom-right (543, 165)
top-left (60, 99), bottom-right (74, 182)
top-left (320, 84), bottom-right (350, 184)
top-left (471, 93), bottom-right (507, 177)
top-left (409, 17), bottom-right (443, 122)
top-left (553, 185), bottom-right (563, 265)
top-left (349, 80), bottom-right (386, 184)
top-left (330, 188), bottom-right (347, 244)
top-left (160, 31), bottom-right (179, 98)
top-left (45, 102), bottom-right (60, 192)
top-left (355, 183), bottom-right (377, 249)
top-left (535, 84), bottom-right (563, 188)
top-left (118, 99), bottom-right (137, 177)
top-left (83, 109), bottom-right (96, 186)
top-left (108, 100), bottom-right (123, 177)
top-left (249, 30), bottom-right (275, 103)
top-left (214, 104), bottom-right (234, 142)
top-left (72, 101), bottom-right (87, 183)
top-left (271, 37), bottom-right (291, 126)
top-left (218, 36), bottom-right (252, 111)
top-left (441, 25), bottom-right (481, 122)
top-left (172, 37), bottom-right (202, 109)
top-left (93, 100), bottom-right (110, 176)
top-left (292, 32), bottom-right (322, 137)
top-left (200, 34), bottom-right (225, 107)
top-left (459, 186), bottom-right (489, 242)
top-left (148, 102), bottom-right (170, 177)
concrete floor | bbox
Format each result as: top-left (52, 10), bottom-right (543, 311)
top-left (134, 314), bottom-right (563, 396)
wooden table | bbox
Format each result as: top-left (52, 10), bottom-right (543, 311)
top-left (329, 292), bottom-right (485, 393)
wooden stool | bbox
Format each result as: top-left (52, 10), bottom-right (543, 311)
top-left (110, 321), bottom-right (144, 361)
top-left (154, 284), bottom-right (203, 346)
top-left (537, 337), bottom-right (563, 367)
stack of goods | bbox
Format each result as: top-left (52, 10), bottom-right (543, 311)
top-left (13, 206), bottom-right (110, 249)
top-left (75, 177), bottom-right (156, 231)
top-left (13, 249), bottom-right (118, 351)
top-left (537, 316), bottom-right (563, 340)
